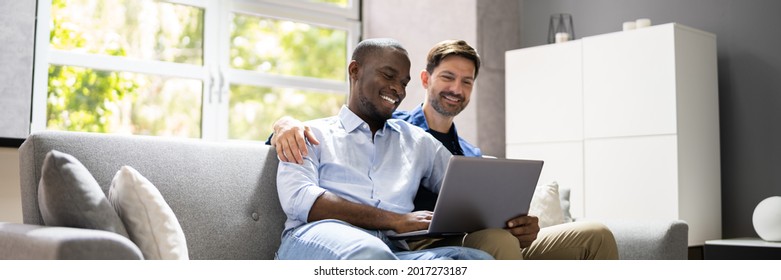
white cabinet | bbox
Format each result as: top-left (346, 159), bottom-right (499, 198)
top-left (506, 23), bottom-right (721, 246)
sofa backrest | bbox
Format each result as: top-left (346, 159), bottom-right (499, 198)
top-left (19, 131), bottom-right (285, 260)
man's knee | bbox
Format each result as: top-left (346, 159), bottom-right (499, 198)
top-left (279, 219), bottom-right (397, 260)
top-left (463, 228), bottom-right (522, 260)
top-left (343, 236), bottom-right (397, 259)
top-left (466, 228), bottom-right (518, 247)
top-left (577, 221), bottom-right (617, 244)
top-left (571, 221), bottom-right (619, 259)
top-left (454, 246), bottom-right (495, 260)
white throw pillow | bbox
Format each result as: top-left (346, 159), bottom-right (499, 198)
top-left (108, 166), bottom-right (189, 260)
top-left (558, 186), bottom-right (574, 223)
top-left (528, 181), bottom-right (566, 228)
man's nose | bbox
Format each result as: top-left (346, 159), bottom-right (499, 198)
top-left (450, 81), bottom-right (464, 95)
top-left (390, 82), bottom-right (403, 94)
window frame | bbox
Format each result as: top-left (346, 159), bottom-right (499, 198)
top-left (31, 0), bottom-right (360, 141)
top-left (251, 0), bottom-right (360, 20)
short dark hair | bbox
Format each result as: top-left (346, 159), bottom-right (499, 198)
top-left (351, 38), bottom-right (408, 63)
top-left (425, 40), bottom-right (481, 78)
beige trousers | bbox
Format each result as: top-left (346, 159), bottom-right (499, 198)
top-left (407, 221), bottom-right (619, 260)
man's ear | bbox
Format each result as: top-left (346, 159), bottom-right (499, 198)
top-left (348, 60), bottom-right (360, 81)
top-left (420, 69), bottom-right (430, 89)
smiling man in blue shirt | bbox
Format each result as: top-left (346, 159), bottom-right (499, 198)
top-left (274, 38), bottom-right (492, 260)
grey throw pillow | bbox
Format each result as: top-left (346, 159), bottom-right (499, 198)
top-left (38, 150), bottom-right (129, 238)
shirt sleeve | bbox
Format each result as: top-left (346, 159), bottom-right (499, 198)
top-left (459, 137), bottom-right (483, 157)
top-left (276, 142), bottom-right (326, 225)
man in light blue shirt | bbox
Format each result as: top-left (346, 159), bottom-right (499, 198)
top-left (274, 38), bottom-right (492, 260)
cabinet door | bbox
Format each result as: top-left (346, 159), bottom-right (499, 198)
top-left (507, 141), bottom-right (584, 218)
top-left (506, 41), bottom-right (582, 144)
top-left (583, 135), bottom-right (679, 220)
top-left (582, 25), bottom-right (678, 139)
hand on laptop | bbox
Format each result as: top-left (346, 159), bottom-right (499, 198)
top-left (393, 210), bottom-right (433, 233)
top-left (506, 215), bottom-right (540, 248)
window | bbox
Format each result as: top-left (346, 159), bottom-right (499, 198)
top-left (33, 0), bottom-right (359, 141)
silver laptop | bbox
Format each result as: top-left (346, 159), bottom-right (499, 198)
top-left (386, 156), bottom-right (543, 239)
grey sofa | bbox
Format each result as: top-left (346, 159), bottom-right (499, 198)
top-left (0, 131), bottom-right (688, 259)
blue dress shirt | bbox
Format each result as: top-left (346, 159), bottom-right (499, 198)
top-left (276, 106), bottom-right (453, 231)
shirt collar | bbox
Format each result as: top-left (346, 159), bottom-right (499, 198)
top-left (338, 105), bottom-right (402, 134)
top-left (407, 104), bottom-right (431, 131)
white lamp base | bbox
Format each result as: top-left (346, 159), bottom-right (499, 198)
top-left (753, 196), bottom-right (781, 242)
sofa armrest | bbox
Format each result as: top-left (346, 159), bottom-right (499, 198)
top-left (0, 222), bottom-right (143, 260)
top-left (588, 219), bottom-right (688, 260)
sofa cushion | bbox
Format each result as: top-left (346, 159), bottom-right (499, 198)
top-left (529, 181), bottom-right (566, 228)
top-left (558, 186), bottom-right (574, 223)
top-left (109, 166), bottom-right (189, 260)
top-left (38, 150), bottom-right (129, 238)
top-left (20, 131), bottom-right (285, 259)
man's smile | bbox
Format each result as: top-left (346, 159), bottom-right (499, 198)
top-left (381, 94), bottom-right (399, 105)
top-left (441, 92), bottom-right (462, 104)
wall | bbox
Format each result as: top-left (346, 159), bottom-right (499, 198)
top-left (0, 147), bottom-right (22, 223)
top-left (0, 0), bottom-right (34, 223)
top-left (363, 0), bottom-right (520, 157)
top-left (0, 0), bottom-right (35, 139)
top-left (476, 1), bottom-right (521, 157)
top-left (520, 0), bottom-right (781, 239)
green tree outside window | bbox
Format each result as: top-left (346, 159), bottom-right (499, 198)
top-left (47, 0), bottom-right (350, 140)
